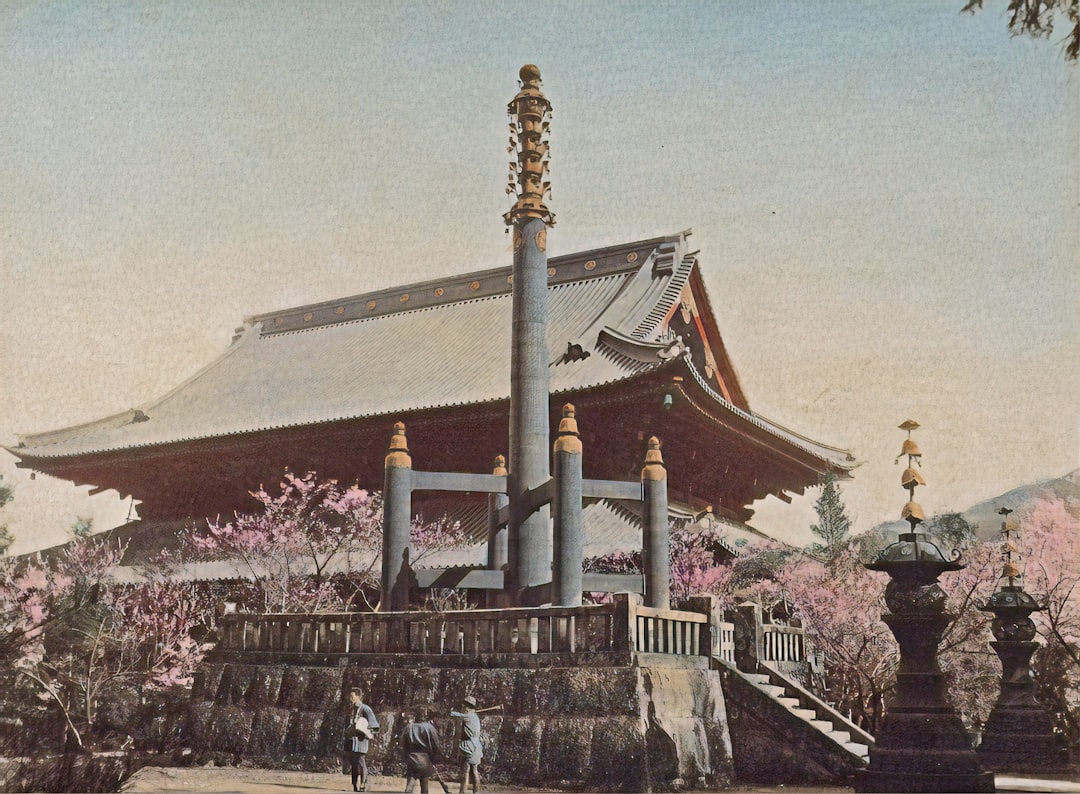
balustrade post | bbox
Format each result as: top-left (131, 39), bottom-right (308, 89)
top-left (612, 592), bottom-right (639, 654)
top-left (731, 602), bottom-right (763, 672)
top-left (685, 594), bottom-right (716, 658)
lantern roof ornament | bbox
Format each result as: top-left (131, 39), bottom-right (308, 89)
top-left (981, 506), bottom-right (1041, 613)
top-left (868, 421), bottom-right (962, 572)
top-left (504, 64), bottom-right (555, 227)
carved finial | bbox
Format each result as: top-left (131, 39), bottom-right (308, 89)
top-left (385, 421), bottom-right (412, 469)
top-left (896, 421), bottom-right (924, 529)
top-left (492, 454), bottom-right (508, 476)
top-left (554, 403), bottom-right (582, 454)
top-left (520, 64), bottom-right (541, 84)
top-left (641, 436), bottom-right (666, 481)
top-left (997, 505), bottom-right (1023, 588)
top-left (505, 65), bottom-right (554, 227)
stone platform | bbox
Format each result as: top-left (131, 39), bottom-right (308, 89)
top-left (185, 598), bottom-right (734, 792)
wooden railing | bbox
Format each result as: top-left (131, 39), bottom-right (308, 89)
top-left (633, 604), bottom-right (708, 655)
top-left (218, 603), bottom-right (622, 656)
top-left (760, 623), bottom-right (805, 663)
top-left (215, 594), bottom-right (729, 660)
top-left (713, 620), bottom-right (736, 664)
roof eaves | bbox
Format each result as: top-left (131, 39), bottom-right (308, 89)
top-left (678, 357), bottom-right (859, 472)
top-left (11, 364), bottom-right (665, 461)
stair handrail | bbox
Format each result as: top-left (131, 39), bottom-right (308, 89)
top-left (757, 661), bottom-right (875, 748)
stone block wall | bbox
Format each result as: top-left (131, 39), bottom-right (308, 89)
top-left (186, 653), bottom-right (732, 791)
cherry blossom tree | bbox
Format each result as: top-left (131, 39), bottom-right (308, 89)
top-left (1018, 491), bottom-right (1080, 743)
top-left (172, 470), bottom-right (468, 612)
top-left (2, 530), bottom-right (217, 752)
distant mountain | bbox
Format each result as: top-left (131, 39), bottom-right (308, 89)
top-left (870, 469), bottom-right (1080, 543)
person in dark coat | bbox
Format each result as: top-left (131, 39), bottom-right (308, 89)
top-left (401, 707), bottom-right (449, 794)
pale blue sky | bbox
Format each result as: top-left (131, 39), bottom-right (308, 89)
top-left (1, 1), bottom-right (1076, 553)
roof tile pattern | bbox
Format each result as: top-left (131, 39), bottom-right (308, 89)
top-left (18, 237), bottom-right (690, 458)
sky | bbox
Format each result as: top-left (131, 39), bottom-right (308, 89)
top-left (1, 0), bottom-right (1077, 555)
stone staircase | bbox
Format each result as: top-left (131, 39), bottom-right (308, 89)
top-left (714, 657), bottom-right (874, 784)
top-left (742, 663), bottom-right (871, 760)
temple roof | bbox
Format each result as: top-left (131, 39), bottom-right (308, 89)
top-left (12, 232), bottom-right (854, 494)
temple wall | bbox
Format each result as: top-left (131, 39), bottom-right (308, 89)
top-left (186, 652), bottom-right (733, 791)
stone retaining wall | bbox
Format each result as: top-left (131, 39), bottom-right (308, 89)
top-left (187, 653), bottom-right (732, 791)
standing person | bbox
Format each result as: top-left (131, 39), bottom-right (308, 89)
top-left (344, 687), bottom-right (379, 792)
top-left (400, 707), bottom-right (450, 794)
top-left (449, 695), bottom-right (485, 794)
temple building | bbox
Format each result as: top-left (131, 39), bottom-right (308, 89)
top-left (8, 66), bottom-right (875, 790)
top-left (11, 231), bottom-right (854, 564)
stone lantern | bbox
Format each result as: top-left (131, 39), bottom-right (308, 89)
top-left (855, 421), bottom-right (994, 793)
top-left (977, 507), bottom-right (1070, 772)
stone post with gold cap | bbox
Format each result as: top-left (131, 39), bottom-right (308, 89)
top-left (856, 421), bottom-right (993, 793)
top-left (382, 421), bottom-right (413, 612)
top-left (641, 436), bottom-right (670, 610)
top-left (487, 454), bottom-right (510, 574)
top-left (505, 64), bottom-right (555, 605)
top-left (977, 508), bottom-right (1070, 773)
top-left (552, 404), bottom-right (584, 607)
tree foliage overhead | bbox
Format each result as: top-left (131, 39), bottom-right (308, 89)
top-left (964, 0), bottom-right (1080, 61)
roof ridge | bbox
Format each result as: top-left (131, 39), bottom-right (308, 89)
top-left (251, 232), bottom-right (689, 336)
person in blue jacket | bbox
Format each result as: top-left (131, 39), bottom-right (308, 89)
top-left (344, 687), bottom-right (379, 792)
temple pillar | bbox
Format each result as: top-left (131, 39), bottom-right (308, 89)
top-left (487, 454), bottom-right (509, 573)
top-left (641, 436), bottom-right (670, 610)
top-left (381, 422), bottom-right (412, 612)
top-left (505, 65), bottom-right (555, 605)
top-left (552, 404), bottom-right (583, 606)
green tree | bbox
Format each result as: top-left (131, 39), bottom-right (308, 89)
top-left (810, 472), bottom-right (852, 554)
top-left (925, 511), bottom-right (976, 551)
top-left (0, 475), bottom-right (12, 556)
top-left (963, 0), bottom-right (1079, 62)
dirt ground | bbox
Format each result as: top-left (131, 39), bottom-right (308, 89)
top-left (120, 767), bottom-right (560, 794)
top-left (120, 766), bottom-right (1080, 794)
top-left (118, 766), bottom-right (854, 794)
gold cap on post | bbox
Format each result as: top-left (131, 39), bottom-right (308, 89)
top-left (641, 436), bottom-right (667, 481)
top-left (385, 421), bottom-right (412, 469)
top-left (554, 403), bottom-right (582, 454)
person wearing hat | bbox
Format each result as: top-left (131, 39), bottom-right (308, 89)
top-left (449, 695), bottom-right (483, 794)
top-left (400, 707), bottom-right (450, 794)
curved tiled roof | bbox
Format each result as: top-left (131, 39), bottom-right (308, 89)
top-left (15, 235), bottom-right (694, 459)
top-left (12, 232), bottom-right (854, 476)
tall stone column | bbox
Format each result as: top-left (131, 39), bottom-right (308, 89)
top-left (504, 64), bottom-right (555, 605)
top-left (977, 508), bottom-right (1070, 773)
top-left (552, 404), bottom-right (583, 606)
top-left (381, 421), bottom-right (413, 612)
top-left (856, 421), bottom-right (993, 793)
top-left (641, 437), bottom-right (670, 610)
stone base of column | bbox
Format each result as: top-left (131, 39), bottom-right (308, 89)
top-left (978, 703), bottom-right (1071, 773)
top-left (855, 707), bottom-right (994, 793)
